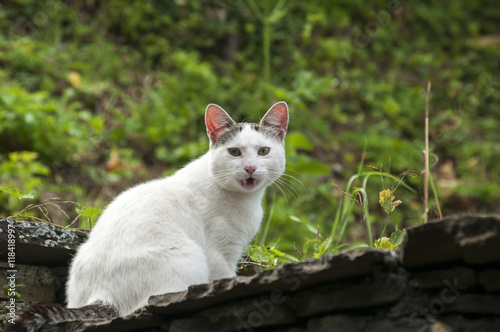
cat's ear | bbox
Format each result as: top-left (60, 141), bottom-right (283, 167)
top-left (260, 101), bottom-right (289, 140)
top-left (205, 104), bottom-right (236, 144)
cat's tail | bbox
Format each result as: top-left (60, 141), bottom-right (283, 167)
top-left (3, 301), bottom-right (118, 332)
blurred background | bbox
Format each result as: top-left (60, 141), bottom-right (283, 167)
top-left (0, 0), bottom-right (499, 260)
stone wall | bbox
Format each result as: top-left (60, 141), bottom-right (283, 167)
top-left (0, 218), bottom-right (86, 319)
top-left (1, 215), bottom-right (500, 332)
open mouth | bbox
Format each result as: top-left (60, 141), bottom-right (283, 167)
top-left (241, 177), bottom-right (259, 188)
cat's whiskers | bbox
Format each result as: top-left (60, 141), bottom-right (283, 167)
top-left (274, 178), bottom-right (300, 200)
top-left (211, 172), bottom-right (237, 189)
top-left (264, 170), bottom-right (295, 206)
top-left (266, 171), bottom-right (296, 196)
top-left (265, 169), bottom-right (304, 202)
top-left (275, 184), bottom-right (290, 206)
top-left (209, 165), bottom-right (303, 202)
top-left (273, 169), bottom-right (305, 189)
top-left (283, 168), bottom-right (307, 193)
top-left (275, 178), bottom-right (299, 199)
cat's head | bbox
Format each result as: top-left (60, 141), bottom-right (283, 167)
top-left (205, 102), bottom-right (288, 193)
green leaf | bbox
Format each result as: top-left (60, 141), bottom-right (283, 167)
top-left (76, 206), bottom-right (103, 218)
top-left (282, 253), bottom-right (300, 262)
top-left (4, 283), bottom-right (26, 299)
top-left (374, 229), bottom-right (406, 250)
top-left (304, 222), bottom-right (318, 235)
top-left (389, 229), bottom-right (406, 246)
top-left (270, 248), bottom-right (285, 257)
top-left (286, 132), bottom-right (314, 151)
top-left (318, 236), bottom-right (333, 254)
top-left (287, 155), bottom-right (330, 174)
top-left (21, 192), bottom-right (35, 200)
top-left (374, 237), bottom-right (395, 250)
top-left (0, 187), bottom-right (25, 198)
top-left (0, 187), bottom-right (35, 200)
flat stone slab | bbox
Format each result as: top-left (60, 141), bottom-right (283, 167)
top-left (293, 270), bottom-right (406, 317)
top-left (0, 263), bottom-right (58, 303)
top-left (400, 214), bottom-right (500, 268)
top-left (0, 218), bottom-right (87, 267)
top-left (412, 266), bottom-right (477, 289)
top-left (147, 249), bottom-right (397, 315)
top-left (478, 269), bottom-right (500, 291)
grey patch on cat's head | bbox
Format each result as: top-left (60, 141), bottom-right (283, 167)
top-left (210, 123), bottom-right (244, 148)
top-left (210, 122), bottom-right (283, 148)
top-left (251, 123), bottom-right (285, 143)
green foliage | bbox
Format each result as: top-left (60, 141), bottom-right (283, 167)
top-left (0, 185), bottom-right (100, 230)
top-left (374, 229), bottom-right (406, 250)
top-left (303, 230), bottom-right (334, 259)
top-left (379, 189), bottom-right (402, 215)
top-left (0, 151), bottom-right (49, 191)
top-left (3, 283), bottom-right (26, 300)
top-left (0, 82), bottom-right (105, 166)
top-left (313, 236), bottom-right (333, 258)
top-left (244, 243), bottom-right (297, 269)
top-left (330, 168), bottom-right (415, 250)
top-left (104, 148), bottom-right (147, 182)
top-left (285, 132), bottom-right (331, 174)
top-left (0, 187), bottom-right (35, 201)
top-left (0, 151), bottom-right (46, 213)
top-left (75, 206), bottom-right (103, 227)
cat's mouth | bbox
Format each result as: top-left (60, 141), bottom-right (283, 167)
top-left (241, 177), bottom-right (259, 188)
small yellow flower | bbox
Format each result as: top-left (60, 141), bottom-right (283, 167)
top-left (379, 189), bottom-right (402, 214)
top-left (68, 71), bottom-right (82, 88)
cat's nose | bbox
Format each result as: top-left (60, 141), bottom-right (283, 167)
top-left (244, 166), bottom-right (257, 175)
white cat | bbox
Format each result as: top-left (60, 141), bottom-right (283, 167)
top-left (5, 101), bottom-right (289, 332)
top-left (7, 102), bottom-right (288, 332)
top-left (66, 101), bottom-right (289, 315)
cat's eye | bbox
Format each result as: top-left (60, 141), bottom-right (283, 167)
top-left (228, 148), bottom-right (241, 157)
top-left (258, 147), bottom-right (270, 156)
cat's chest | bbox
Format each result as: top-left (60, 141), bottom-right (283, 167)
top-left (200, 191), bottom-right (263, 242)
top-left (208, 193), bottom-right (262, 226)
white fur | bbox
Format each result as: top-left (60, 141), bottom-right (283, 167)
top-left (66, 103), bottom-right (287, 315)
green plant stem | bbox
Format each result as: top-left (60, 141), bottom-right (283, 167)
top-left (247, 0), bottom-right (286, 81)
top-left (332, 171), bottom-right (415, 246)
top-left (360, 179), bottom-right (373, 248)
top-left (428, 170), bottom-right (443, 219)
top-left (260, 201), bottom-right (275, 245)
top-left (263, 22), bottom-right (271, 81)
top-left (380, 214), bottom-right (390, 237)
